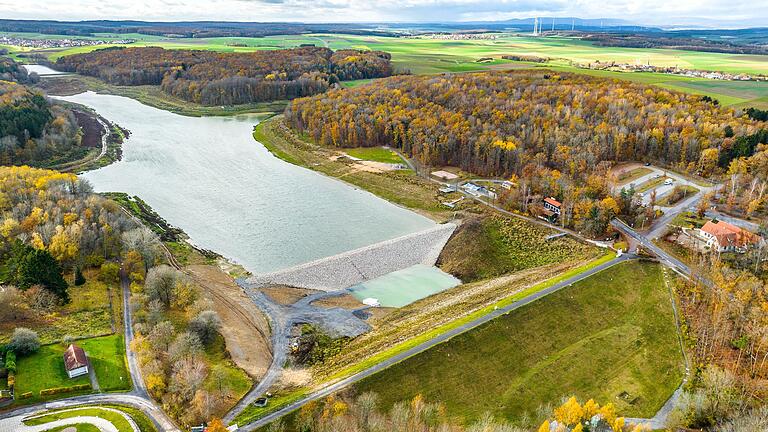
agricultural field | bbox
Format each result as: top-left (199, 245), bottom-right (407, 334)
top-left (0, 268), bottom-right (121, 345)
top-left (352, 260), bottom-right (684, 423)
top-left (8, 31), bottom-right (768, 108)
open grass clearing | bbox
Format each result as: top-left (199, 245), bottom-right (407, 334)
top-left (14, 344), bottom-right (91, 404)
top-left (0, 267), bottom-right (120, 345)
top-left (14, 334), bottom-right (129, 404)
top-left (25, 407), bottom-right (133, 432)
top-left (343, 146), bottom-right (404, 164)
top-left (352, 260), bottom-right (683, 422)
top-left (617, 167), bottom-right (652, 185)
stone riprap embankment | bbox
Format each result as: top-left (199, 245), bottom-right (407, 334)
top-left (244, 223), bottom-right (457, 291)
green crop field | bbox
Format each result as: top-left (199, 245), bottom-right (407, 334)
top-left (352, 260), bottom-right (684, 422)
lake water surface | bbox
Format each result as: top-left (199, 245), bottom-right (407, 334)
top-left (58, 92), bottom-right (434, 273)
top-left (22, 64), bottom-right (69, 76)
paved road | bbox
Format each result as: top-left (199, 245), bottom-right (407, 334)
top-left (233, 253), bottom-right (632, 430)
top-left (0, 270), bottom-right (179, 432)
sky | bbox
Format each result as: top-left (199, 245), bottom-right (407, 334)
top-left (1, 0), bottom-right (765, 28)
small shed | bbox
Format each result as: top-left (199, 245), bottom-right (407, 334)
top-left (63, 344), bottom-right (88, 379)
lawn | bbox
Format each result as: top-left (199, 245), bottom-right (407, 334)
top-left (352, 260), bottom-right (683, 422)
top-left (15, 344), bottom-right (91, 402)
top-left (203, 334), bottom-right (253, 400)
top-left (78, 334), bottom-right (131, 392)
top-left (343, 147), bottom-right (405, 164)
top-left (25, 407), bottom-right (133, 432)
top-left (636, 176), bottom-right (670, 193)
top-left (617, 167), bottom-right (652, 185)
top-left (14, 334), bottom-right (129, 403)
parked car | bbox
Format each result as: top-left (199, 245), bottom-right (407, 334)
top-left (664, 179), bottom-right (674, 186)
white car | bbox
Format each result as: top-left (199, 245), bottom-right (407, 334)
top-left (664, 179), bottom-right (674, 186)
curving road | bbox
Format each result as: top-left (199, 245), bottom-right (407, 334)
top-left (0, 269), bottom-right (180, 432)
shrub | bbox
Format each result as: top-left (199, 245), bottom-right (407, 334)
top-left (100, 262), bottom-right (120, 284)
top-left (4, 350), bottom-right (16, 373)
top-left (17, 391), bottom-right (32, 399)
top-left (39, 383), bottom-right (91, 396)
top-left (188, 310), bottom-right (221, 345)
top-left (8, 328), bottom-right (40, 356)
top-left (74, 266), bottom-right (86, 286)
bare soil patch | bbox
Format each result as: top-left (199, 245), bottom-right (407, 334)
top-left (186, 264), bottom-right (272, 378)
top-left (312, 294), bottom-right (364, 310)
top-left (259, 286), bottom-right (316, 305)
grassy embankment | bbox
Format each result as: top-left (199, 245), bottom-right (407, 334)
top-left (636, 176), bottom-right (670, 193)
top-left (351, 260), bottom-right (682, 422)
top-left (253, 115), bottom-right (453, 221)
top-left (34, 74), bottom-right (285, 118)
top-left (24, 406), bottom-right (139, 432)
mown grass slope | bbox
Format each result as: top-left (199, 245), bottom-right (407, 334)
top-left (437, 215), bottom-right (598, 282)
top-left (353, 260), bottom-right (683, 421)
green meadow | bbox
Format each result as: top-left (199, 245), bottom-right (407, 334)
top-left (9, 31), bottom-right (768, 108)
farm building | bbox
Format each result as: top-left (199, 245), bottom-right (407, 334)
top-left (699, 219), bottom-right (759, 253)
top-left (462, 182), bottom-right (497, 199)
top-left (63, 344), bottom-right (89, 378)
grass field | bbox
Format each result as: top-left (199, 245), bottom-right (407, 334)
top-left (617, 167), bottom-right (652, 185)
top-left (343, 146), bottom-right (404, 164)
top-left (15, 344), bottom-right (91, 402)
top-left (657, 185), bottom-right (700, 207)
top-left (77, 334), bottom-right (131, 391)
top-left (25, 407), bottom-right (134, 432)
top-left (14, 334), bottom-right (129, 403)
top-left (636, 176), bottom-right (670, 193)
top-left (9, 31), bottom-right (768, 108)
top-left (0, 268), bottom-right (119, 345)
top-left (438, 215), bottom-right (599, 281)
top-left (352, 260), bottom-right (683, 423)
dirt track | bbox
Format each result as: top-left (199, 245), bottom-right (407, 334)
top-left (186, 265), bottom-right (272, 378)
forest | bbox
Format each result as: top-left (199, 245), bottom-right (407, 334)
top-left (55, 46), bottom-right (393, 106)
top-left (286, 70), bottom-right (759, 179)
top-left (0, 59), bottom-right (83, 167)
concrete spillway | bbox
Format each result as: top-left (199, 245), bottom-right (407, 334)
top-left (243, 223), bottom-right (458, 291)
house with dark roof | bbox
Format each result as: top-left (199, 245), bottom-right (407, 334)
top-left (63, 344), bottom-right (89, 378)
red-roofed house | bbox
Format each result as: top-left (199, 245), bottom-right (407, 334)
top-left (543, 197), bottom-right (562, 215)
top-left (699, 219), bottom-right (758, 253)
top-left (63, 344), bottom-right (89, 378)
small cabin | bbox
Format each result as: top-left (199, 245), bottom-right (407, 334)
top-left (63, 344), bottom-right (88, 379)
top-left (543, 197), bottom-right (562, 215)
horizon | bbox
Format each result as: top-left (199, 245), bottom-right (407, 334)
top-left (1, 0), bottom-right (766, 29)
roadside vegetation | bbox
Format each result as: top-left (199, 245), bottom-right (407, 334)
top-left (352, 261), bottom-right (682, 423)
top-left (25, 406), bottom-right (137, 432)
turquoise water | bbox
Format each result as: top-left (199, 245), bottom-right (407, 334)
top-left (349, 264), bottom-right (461, 308)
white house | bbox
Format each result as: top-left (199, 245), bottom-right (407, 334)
top-left (63, 344), bottom-right (88, 379)
top-left (699, 219), bottom-right (758, 253)
top-left (543, 197), bottom-right (562, 215)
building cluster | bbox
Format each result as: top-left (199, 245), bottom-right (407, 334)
top-left (574, 60), bottom-right (766, 81)
top-left (697, 219), bottom-right (760, 253)
top-left (412, 33), bottom-right (503, 41)
top-left (0, 35), bottom-right (135, 49)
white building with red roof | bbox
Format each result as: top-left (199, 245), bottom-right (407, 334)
top-left (63, 344), bottom-right (89, 378)
top-left (699, 219), bottom-right (758, 253)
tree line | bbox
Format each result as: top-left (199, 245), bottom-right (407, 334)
top-left (55, 46), bottom-right (393, 106)
top-left (286, 70), bottom-right (759, 181)
top-left (0, 59), bottom-right (83, 167)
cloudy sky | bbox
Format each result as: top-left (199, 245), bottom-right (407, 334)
top-left (1, 0), bottom-right (764, 27)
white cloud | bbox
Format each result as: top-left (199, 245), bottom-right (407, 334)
top-left (0, 0), bottom-right (764, 27)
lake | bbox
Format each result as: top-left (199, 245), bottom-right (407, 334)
top-left (57, 92), bottom-right (434, 273)
top-left (22, 64), bottom-right (69, 76)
